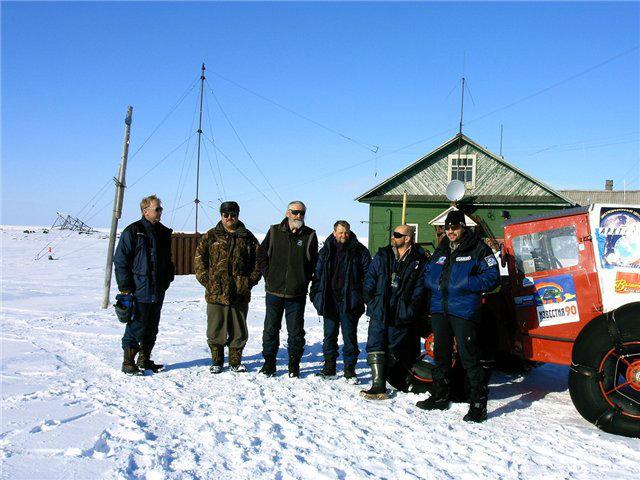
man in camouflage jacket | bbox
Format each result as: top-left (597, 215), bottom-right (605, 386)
top-left (195, 201), bottom-right (261, 373)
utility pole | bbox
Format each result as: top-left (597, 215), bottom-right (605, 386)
top-left (194, 63), bottom-right (205, 233)
top-left (102, 106), bottom-right (133, 309)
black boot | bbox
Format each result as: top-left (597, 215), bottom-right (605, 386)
top-left (209, 344), bottom-right (224, 374)
top-left (288, 354), bottom-right (301, 378)
top-left (318, 356), bottom-right (337, 378)
top-left (259, 355), bottom-right (277, 377)
top-left (416, 378), bottom-right (451, 411)
top-left (122, 347), bottom-right (143, 376)
top-left (137, 343), bottom-right (164, 373)
top-left (463, 386), bottom-right (488, 423)
top-left (360, 353), bottom-right (387, 399)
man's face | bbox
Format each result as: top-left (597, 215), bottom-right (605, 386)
top-left (286, 203), bottom-right (306, 227)
top-left (391, 226), bottom-right (411, 247)
top-left (333, 225), bottom-right (350, 244)
top-left (445, 224), bottom-right (463, 243)
top-left (221, 211), bottom-right (239, 229)
top-left (143, 200), bottom-right (163, 224)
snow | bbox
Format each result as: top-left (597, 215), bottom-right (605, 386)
top-left (1, 226), bottom-right (638, 479)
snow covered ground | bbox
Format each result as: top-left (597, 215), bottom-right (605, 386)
top-left (1, 226), bottom-right (638, 479)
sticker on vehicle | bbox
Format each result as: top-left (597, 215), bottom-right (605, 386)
top-left (614, 271), bottom-right (640, 294)
top-left (595, 207), bottom-right (640, 269)
top-left (533, 274), bottom-right (580, 327)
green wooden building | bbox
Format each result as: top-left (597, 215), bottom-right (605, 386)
top-left (356, 134), bottom-right (577, 253)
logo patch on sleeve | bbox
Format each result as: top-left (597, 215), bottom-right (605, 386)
top-left (436, 256), bottom-right (446, 265)
top-left (485, 255), bottom-right (497, 267)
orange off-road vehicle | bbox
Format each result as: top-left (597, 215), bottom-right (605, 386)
top-left (403, 204), bottom-right (640, 438)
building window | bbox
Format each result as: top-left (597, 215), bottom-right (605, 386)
top-left (407, 223), bottom-right (419, 242)
top-left (447, 154), bottom-right (476, 187)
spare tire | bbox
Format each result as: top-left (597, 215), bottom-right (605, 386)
top-left (568, 302), bottom-right (640, 438)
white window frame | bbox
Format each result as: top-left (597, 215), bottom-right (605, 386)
top-left (406, 223), bottom-right (419, 243)
top-left (447, 154), bottom-right (477, 188)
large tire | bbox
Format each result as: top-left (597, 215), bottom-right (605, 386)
top-left (568, 302), bottom-right (640, 438)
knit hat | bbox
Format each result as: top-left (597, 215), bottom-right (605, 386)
top-left (444, 210), bottom-right (466, 227)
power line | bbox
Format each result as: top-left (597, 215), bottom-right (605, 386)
top-left (207, 70), bottom-right (380, 153)
top-left (205, 79), bottom-right (285, 207)
top-left (204, 91), bottom-right (227, 199)
top-left (466, 46), bottom-right (639, 126)
top-left (201, 132), bottom-right (282, 213)
top-left (128, 75), bottom-right (200, 161)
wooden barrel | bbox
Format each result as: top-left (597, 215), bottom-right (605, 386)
top-left (171, 232), bottom-right (203, 275)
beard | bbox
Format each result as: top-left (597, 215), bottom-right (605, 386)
top-left (289, 219), bottom-right (304, 230)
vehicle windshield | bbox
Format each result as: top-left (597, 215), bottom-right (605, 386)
top-left (513, 225), bottom-right (579, 275)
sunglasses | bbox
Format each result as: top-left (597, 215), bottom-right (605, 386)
top-left (147, 206), bottom-right (163, 213)
top-left (222, 212), bottom-right (238, 219)
top-left (289, 209), bottom-right (306, 216)
top-left (392, 231), bottom-right (408, 239)
top-left (445, 224), bottom-right (462, 231)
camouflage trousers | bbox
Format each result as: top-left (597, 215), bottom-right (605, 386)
top-left (206, 302), bottom-right (249, 349)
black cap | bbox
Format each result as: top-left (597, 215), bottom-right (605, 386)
top-left (444, 210), bottom-right (466, 226)
top-left (220, 201), bottom-right (240, 214)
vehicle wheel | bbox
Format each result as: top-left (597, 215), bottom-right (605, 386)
top-left (568, 302), bottom-right (640, 438)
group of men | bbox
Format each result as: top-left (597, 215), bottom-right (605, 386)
top-left (114, 196), bottom-right (499, 423)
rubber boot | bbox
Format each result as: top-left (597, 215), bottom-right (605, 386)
top-left (288, 354), bottom-right (301, 378)
top-left (209, 344), bottom-right (224, 374)
top-left (229, 347), bottom-right (246, 373)
top-left (463, 385), bottom-right (488, 423)
top-left (318, 356), bottom-right (337, 378)
top-left (259, 355), bottom-right (277, 377)
top-left (360, 352), bottom-right (387, 399)
top-left (122, 347), bottom-right (143, 376)
top-left (416, 378), bottom-right (451, 411)
top-left (137, 343), bottom-right (164, 372)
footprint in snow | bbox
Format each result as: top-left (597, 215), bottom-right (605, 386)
top-left (29, 419), bottom-right (61, 433)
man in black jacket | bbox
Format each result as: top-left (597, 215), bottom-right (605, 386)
top-left (114, 195), bottom-right (175, 375)
top-left (360, 224), bottom-right (427, 399)
top-left (257, 201), bottom-right (318, 378)
top-left (310, 220), bottom-right (371, 383)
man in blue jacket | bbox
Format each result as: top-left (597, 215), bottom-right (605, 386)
top-left (360, 224), bottom-right (427, 400)
top-left (310, 220), bottom-right (371, 383)
top-left (114, 195), bottom-right (175, 375)
top-left (416, 210), bottom-right (499, 422)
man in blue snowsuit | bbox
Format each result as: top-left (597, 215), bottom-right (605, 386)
top-left (417, 210), bottom-right (499, 422)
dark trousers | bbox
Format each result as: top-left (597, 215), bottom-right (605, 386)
top-left (365, 315), bottom-right (420, 364)
top-left (322, 297), bottom-right (360, 368)
top-left (121, 294), bottom-right (164, 349)
top-left (431, 312), bottom-right (485, 390)
top-left (262, 293), bottom-right (306, 359)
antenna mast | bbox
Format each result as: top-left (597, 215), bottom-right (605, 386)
top-left (194, 63), bottom-right (206, 233)
top-left (457, 76), bottom-right (465, 162)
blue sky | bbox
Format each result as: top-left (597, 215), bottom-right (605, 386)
top-left (2, 1), bottom-right (639, 237)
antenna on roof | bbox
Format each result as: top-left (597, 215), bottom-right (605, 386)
top-left (500, 124), bottom-right (504, 158)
